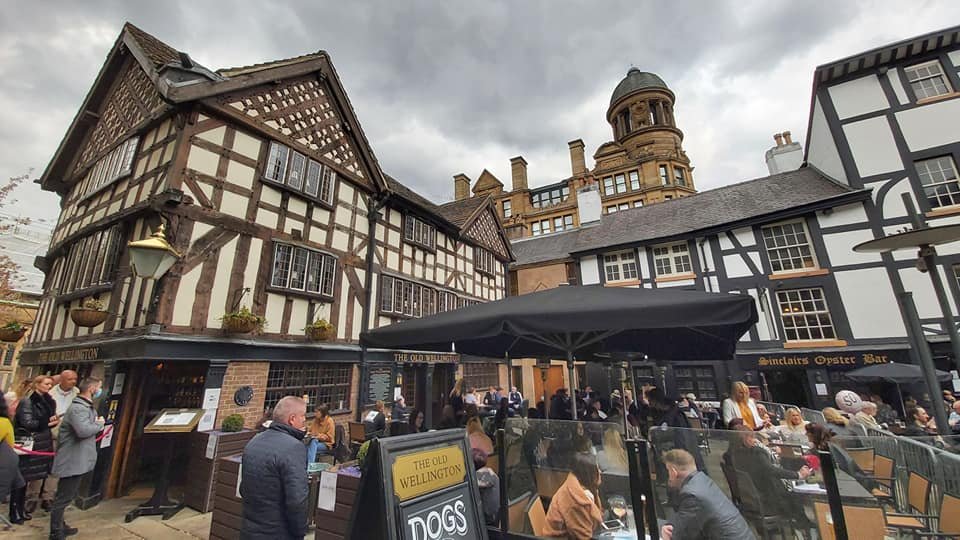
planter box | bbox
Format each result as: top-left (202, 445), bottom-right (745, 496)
top-left (314, 464), bottom-right (362, 540)
top-left (184, 429), bottom-right (256, 513)
top-left (210, 455), bottom-right (243, 540)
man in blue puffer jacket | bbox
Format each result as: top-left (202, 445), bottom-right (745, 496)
top-left (240, 396), bottom-right (308, 540)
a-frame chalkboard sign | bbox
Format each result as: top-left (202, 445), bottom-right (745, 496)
top-left (347, 429), bottom-right (489, 540)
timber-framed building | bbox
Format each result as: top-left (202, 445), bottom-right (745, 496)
top-left (20, 23), bottom-right (510, 506)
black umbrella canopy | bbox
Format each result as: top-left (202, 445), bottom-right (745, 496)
top-left (846, 362), bottom-right (951, 384)
top-left (361, 285), bottom-right (758, 360)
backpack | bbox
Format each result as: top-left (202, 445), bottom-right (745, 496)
top-left (332, 423), bottom-right (350, 464)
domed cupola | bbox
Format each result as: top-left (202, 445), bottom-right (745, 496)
top-left (609, 68), bottom-right (670, 108)
top-left (606, 68), bottom-right (678, 143)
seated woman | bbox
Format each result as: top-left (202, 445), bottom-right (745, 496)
top-left (408, 409), bottom-right (427, 433)
top-left (544, 453), bottom-right (604, 539)
top-left (805, 423), bottom-right (877, 491)
top-left (467, 416), bottom-right (494, 456)
top-left (774, 407), bottom-right (809, 445)
top-left (597, 428), bottom-right (628, 475)
top-left (307, 403), bottom-right (335, 463)
top-left (822, 407), bottom-right (858, 446)
top-left (730, 426), bottom-right (811, 526)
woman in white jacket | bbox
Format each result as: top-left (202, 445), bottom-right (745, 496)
top-left (721, 381), bottom-right (764, 429)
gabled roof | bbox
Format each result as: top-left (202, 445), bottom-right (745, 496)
top-left (384, 174), bottom-right (441, 214)
top-left (41, 22), bottom-right (388, 194)
top-left (472, 169), bottom-right (503, 193)
top-left (437, 196), bottom-right (489, 228)
top-left (512, 228), bottom-right (582, 267)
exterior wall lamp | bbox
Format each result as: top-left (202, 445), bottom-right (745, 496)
top-left (127, 223), bottom-right (182, 279)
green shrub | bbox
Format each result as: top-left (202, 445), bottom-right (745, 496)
top-left (221, 414), bottom-right (245, 432)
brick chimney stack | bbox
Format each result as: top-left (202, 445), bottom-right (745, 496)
top-left (510, 156), bottom-right (528, 191)
top-left (453, 174), bottom-right (471, 201)
top-left (766, 129), bottom-right (803, 175)
top-left (568, 139), bottom-right (587, 176)
top-left (773, 132), bottom-right (784, 147)
top-left (783, 130), bottom-right (793, 145)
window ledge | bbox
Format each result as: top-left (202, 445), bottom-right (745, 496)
top-left (605, 279), bottom-right (642, 288)
top-left (264, 285), bottom-right (334, 303)
top-left (655, 273), bottom-right (696, 284)
top-left (783, 339), bottom-right (848, 349)
top-left (916, 92), bottom-right (960, 106)
top-left (925, 205), bottom-right (960, 219)
top-left (768, 268), bottom-right (830, 280)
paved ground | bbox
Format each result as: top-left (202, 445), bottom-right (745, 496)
top-left (4, 487), bottom-right (214, 539)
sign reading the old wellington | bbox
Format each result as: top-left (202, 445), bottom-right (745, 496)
top-left (36, 347), bottom-right (100, 364)
top-left (393, 352), bottom-right (459, 364)
top-left (392, 445), bottom-right (466, 502)
top-left (347, 430), bottom-right (487, 540)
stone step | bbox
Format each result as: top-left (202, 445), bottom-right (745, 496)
top-left (120, 517), bottom-right (201, 539)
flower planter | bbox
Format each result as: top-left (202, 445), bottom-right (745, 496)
top-left (0, 328), bottom-right (25, 342)
top-left (70, 308), bottom-right (109, 328)
top-left (306, 326), bottom-right (334, 341)
top-left (223, 318), bottom-right (258, 334)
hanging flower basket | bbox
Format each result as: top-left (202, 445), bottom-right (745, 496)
top-left (305, 324), bottom-right (334, 341)
top-left (0, 323), bottom-right (25, 342)
top-left (220, 306), bottom-right (265, 335)
top-left (70, 309), bottom-right (109, 328)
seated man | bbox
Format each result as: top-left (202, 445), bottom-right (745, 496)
top-left (661, 449), bottom-right (754, 540)
top-left (363, 400), bottom-right (386, 438)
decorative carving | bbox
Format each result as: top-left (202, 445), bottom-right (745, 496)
top-left (631, 101), bottom-right (648, 127)
top-left (219, 76), bottom-right (365, 180)
top-left (75, 58), bottom-right (168, 173)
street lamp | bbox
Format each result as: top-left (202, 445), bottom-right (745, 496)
top-left (127, 223), bottom-right (182, 279)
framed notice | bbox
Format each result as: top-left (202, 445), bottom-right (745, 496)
top-left (144, 408), bottom-right (205, 433)
top-left (347, 430), bottom-right (488, 540)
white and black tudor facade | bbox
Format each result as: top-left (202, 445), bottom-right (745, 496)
top-left (511, 25), bottom-right (960, 410)
top-left (19, 23), bottom-right (510, 505)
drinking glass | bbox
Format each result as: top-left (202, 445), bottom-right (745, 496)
top-left (608, 495), bottom-right (628, 529)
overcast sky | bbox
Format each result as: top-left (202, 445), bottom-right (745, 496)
top-left (2, 1), bottom-right (959, 225)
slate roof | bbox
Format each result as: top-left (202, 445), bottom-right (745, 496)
top-left (217, 53), bottom-right (325, 77)
top-left (510, 167), bottom-right (868, 266)
top-left (436, 197), bottom-right (489, 228)
top-left (610, 68), bottom-right (670, 107)
top-left (384, 175), bottom-right (440, 213)
top-left (512, 228), bottom-right (583, 266)
top-left (123, 22), bottom-right (180, 67)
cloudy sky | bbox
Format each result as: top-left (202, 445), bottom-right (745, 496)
top-left (2, 1), bottom-right (959, 225)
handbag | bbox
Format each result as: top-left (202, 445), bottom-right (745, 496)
top-left (14, 435), bottom-right (34, 456)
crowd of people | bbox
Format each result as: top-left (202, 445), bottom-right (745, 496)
top-left (1, 370), bottom-right (106, 539)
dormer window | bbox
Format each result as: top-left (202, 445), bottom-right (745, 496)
top-left (263, 141), bottom-right (336, 205)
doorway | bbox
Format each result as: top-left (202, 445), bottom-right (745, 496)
top-left (764, 369), bottom-right (810, 408)
top-left (532, 366), bottom-right (565, 408)
top-left (430, 364), bottom-right (456, 424)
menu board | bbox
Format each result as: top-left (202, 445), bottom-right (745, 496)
top-left (368, 366), bottom-right (393, 404)
top-left (347, 430), bottom-right (488, 540)
top-left (143, 408), bottom-right (205, 433)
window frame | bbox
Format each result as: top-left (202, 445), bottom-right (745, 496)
top-left (615, 174), bottom-right (627, 194)
top-left (658, 165), bottom-right (669, 185)
top-left (904, 60), bottom-right (953, 100)
top-left (629, 170), bottom-right (640, 191)
top-left (775, 287), bottom-right (838, 343)
top-left (269, 242), bottom-right (337, 300)
top-left (603, 177), bottom-right (615, 196)
top-left (264, 362), bottom-right (353, 414)
top-left (603, 250), bottom-right (639, 283)
top-left (761, 219), bottom-right (820, 274)
top-left (403, 214), bottom-right (437, 251)
top-left (673, 167), bottom-right (687, 186)
top-left (57, 224), bottom-right (124, 299)
top-left (502, 200), bottom-right (512, 218)
top-left (262, 141), bottom-right (337, 207)
top-left (474, 246), bottom-right (496, 277)
top-left (652, 241), bottom-right (693, 278)
top-left (80, 136), bottom-right (141, 200)
top-left (916, 155), bottom-right (960, 210)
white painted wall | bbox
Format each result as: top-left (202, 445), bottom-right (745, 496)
top-left (822, 230), bottom-right (883, 266)
top-left (843, 116), bottom-right (904, 177)
top-left (581, 255), bottom-right (600, 285)
top-left (876, 177), bottom-right (918, 220)
top-left (577, 186), bottom-right (602, 225)
top-left (895, 98), bottom-right (960, 152)
top-left (807, 98), bottom-right (848, 183)
top-left (886, 68), bottom-right (910, 106)
top-left (949, 50), bottom-right (960, 67)
top-left (828, 75), bottom-right (890, 120)
top-left (205, 236), bottom-right (238, 328)
top-left (637, 248), bottom-right (651, 284)
top-left (723, 253), bottom-right (753, 278)
top-left (817, 203), bottom-right (869, 229)
top-left (732, 227), bottom-right (756, 247)
top-left (835, 268), bottom-right (906, 338)
top-left (899, 267), bottom-right (959, 319)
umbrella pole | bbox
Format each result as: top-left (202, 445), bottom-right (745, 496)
top-left (899, 291), bottom-right (951, 435)
top-left (897, 383), bottom-right (906, 420)
top-left (567, 349), bottom-right (577, 421)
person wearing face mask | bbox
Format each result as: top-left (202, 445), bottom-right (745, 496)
top-left (48, 377), bottom-right (105, 540)
top-left (240, 395), bottom-right (309, 540)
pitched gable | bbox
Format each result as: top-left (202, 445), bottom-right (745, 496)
top-left (209, 73), bottom-right (371, 189)
top-left (463, 205), bottom-right (512, 261)
top-left (74, 56), bottom-right (168, 174)
top-left (472, 169), bottom-right (503, 195)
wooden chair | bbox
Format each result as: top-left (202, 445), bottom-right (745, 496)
top-left (527, 495), bottom-right (547, 536)
top-left (869, 454), bottom-right (897, 504)
top-left (507, 491), bottom-right (532, 533)
top-left (846, 447), bottom-right (875, 474)
top-left (348, 421), bottom-right (366, 445)
top-left (533, 468), bottom-right (568, 500)
top-left (814, 501), bottom-right (889, 540)
top-left (885, 472), bottom-right (933, 532)
top-left (937, 492), bottom-right (960, 537)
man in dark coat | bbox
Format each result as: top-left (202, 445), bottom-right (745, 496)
top-left (549, 388), bottom-right (573, 420)
top-left (661, 449), bottom-right (754, 540)
top-left (240, 396), bottom-right (308, 540)
top-left (49, 377), bottom-right (104, 540)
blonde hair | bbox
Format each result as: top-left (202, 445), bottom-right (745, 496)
top-left (466, 416), bottom-right (483, 434)
top-left (731, 381), bottom-right (750, 403)
top-left (450, 378), bottom-right (464, 398)
top-left (822, 407), bottom-right (848, 426)
top-left (662, 449), bottom-right (696, 472)
top-left (602, 429), bottom-right (628, 470)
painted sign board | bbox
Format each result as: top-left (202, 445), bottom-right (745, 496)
top-left (347, 430), bottom-right (488, 540)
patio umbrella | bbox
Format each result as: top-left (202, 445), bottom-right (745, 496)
top-left (361, 285), bottom-right (758, 420)
top-left (846, 362), bottom-right (951, 416)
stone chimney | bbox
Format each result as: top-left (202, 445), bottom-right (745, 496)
top-left (765, 130), bottom-right (803, 175)
top-left (510, 156), bottom-right (528, 191)
top-left (568, 139), bottom-right (587, 176)
top-left (576, 185), bottom-right (602, 226)
top-left (454, 174), bottom-right (471, 201)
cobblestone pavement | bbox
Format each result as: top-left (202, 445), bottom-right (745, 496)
top-left (3, 487), bottom-right (213, 539)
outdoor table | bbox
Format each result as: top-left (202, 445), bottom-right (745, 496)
top-left (786, 470), bottom-right (875, 501)
top-left (592, 507), bottom-right (652, 540)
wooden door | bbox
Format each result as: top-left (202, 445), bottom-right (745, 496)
top-left (532, 366), bottom-right (565, 407)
